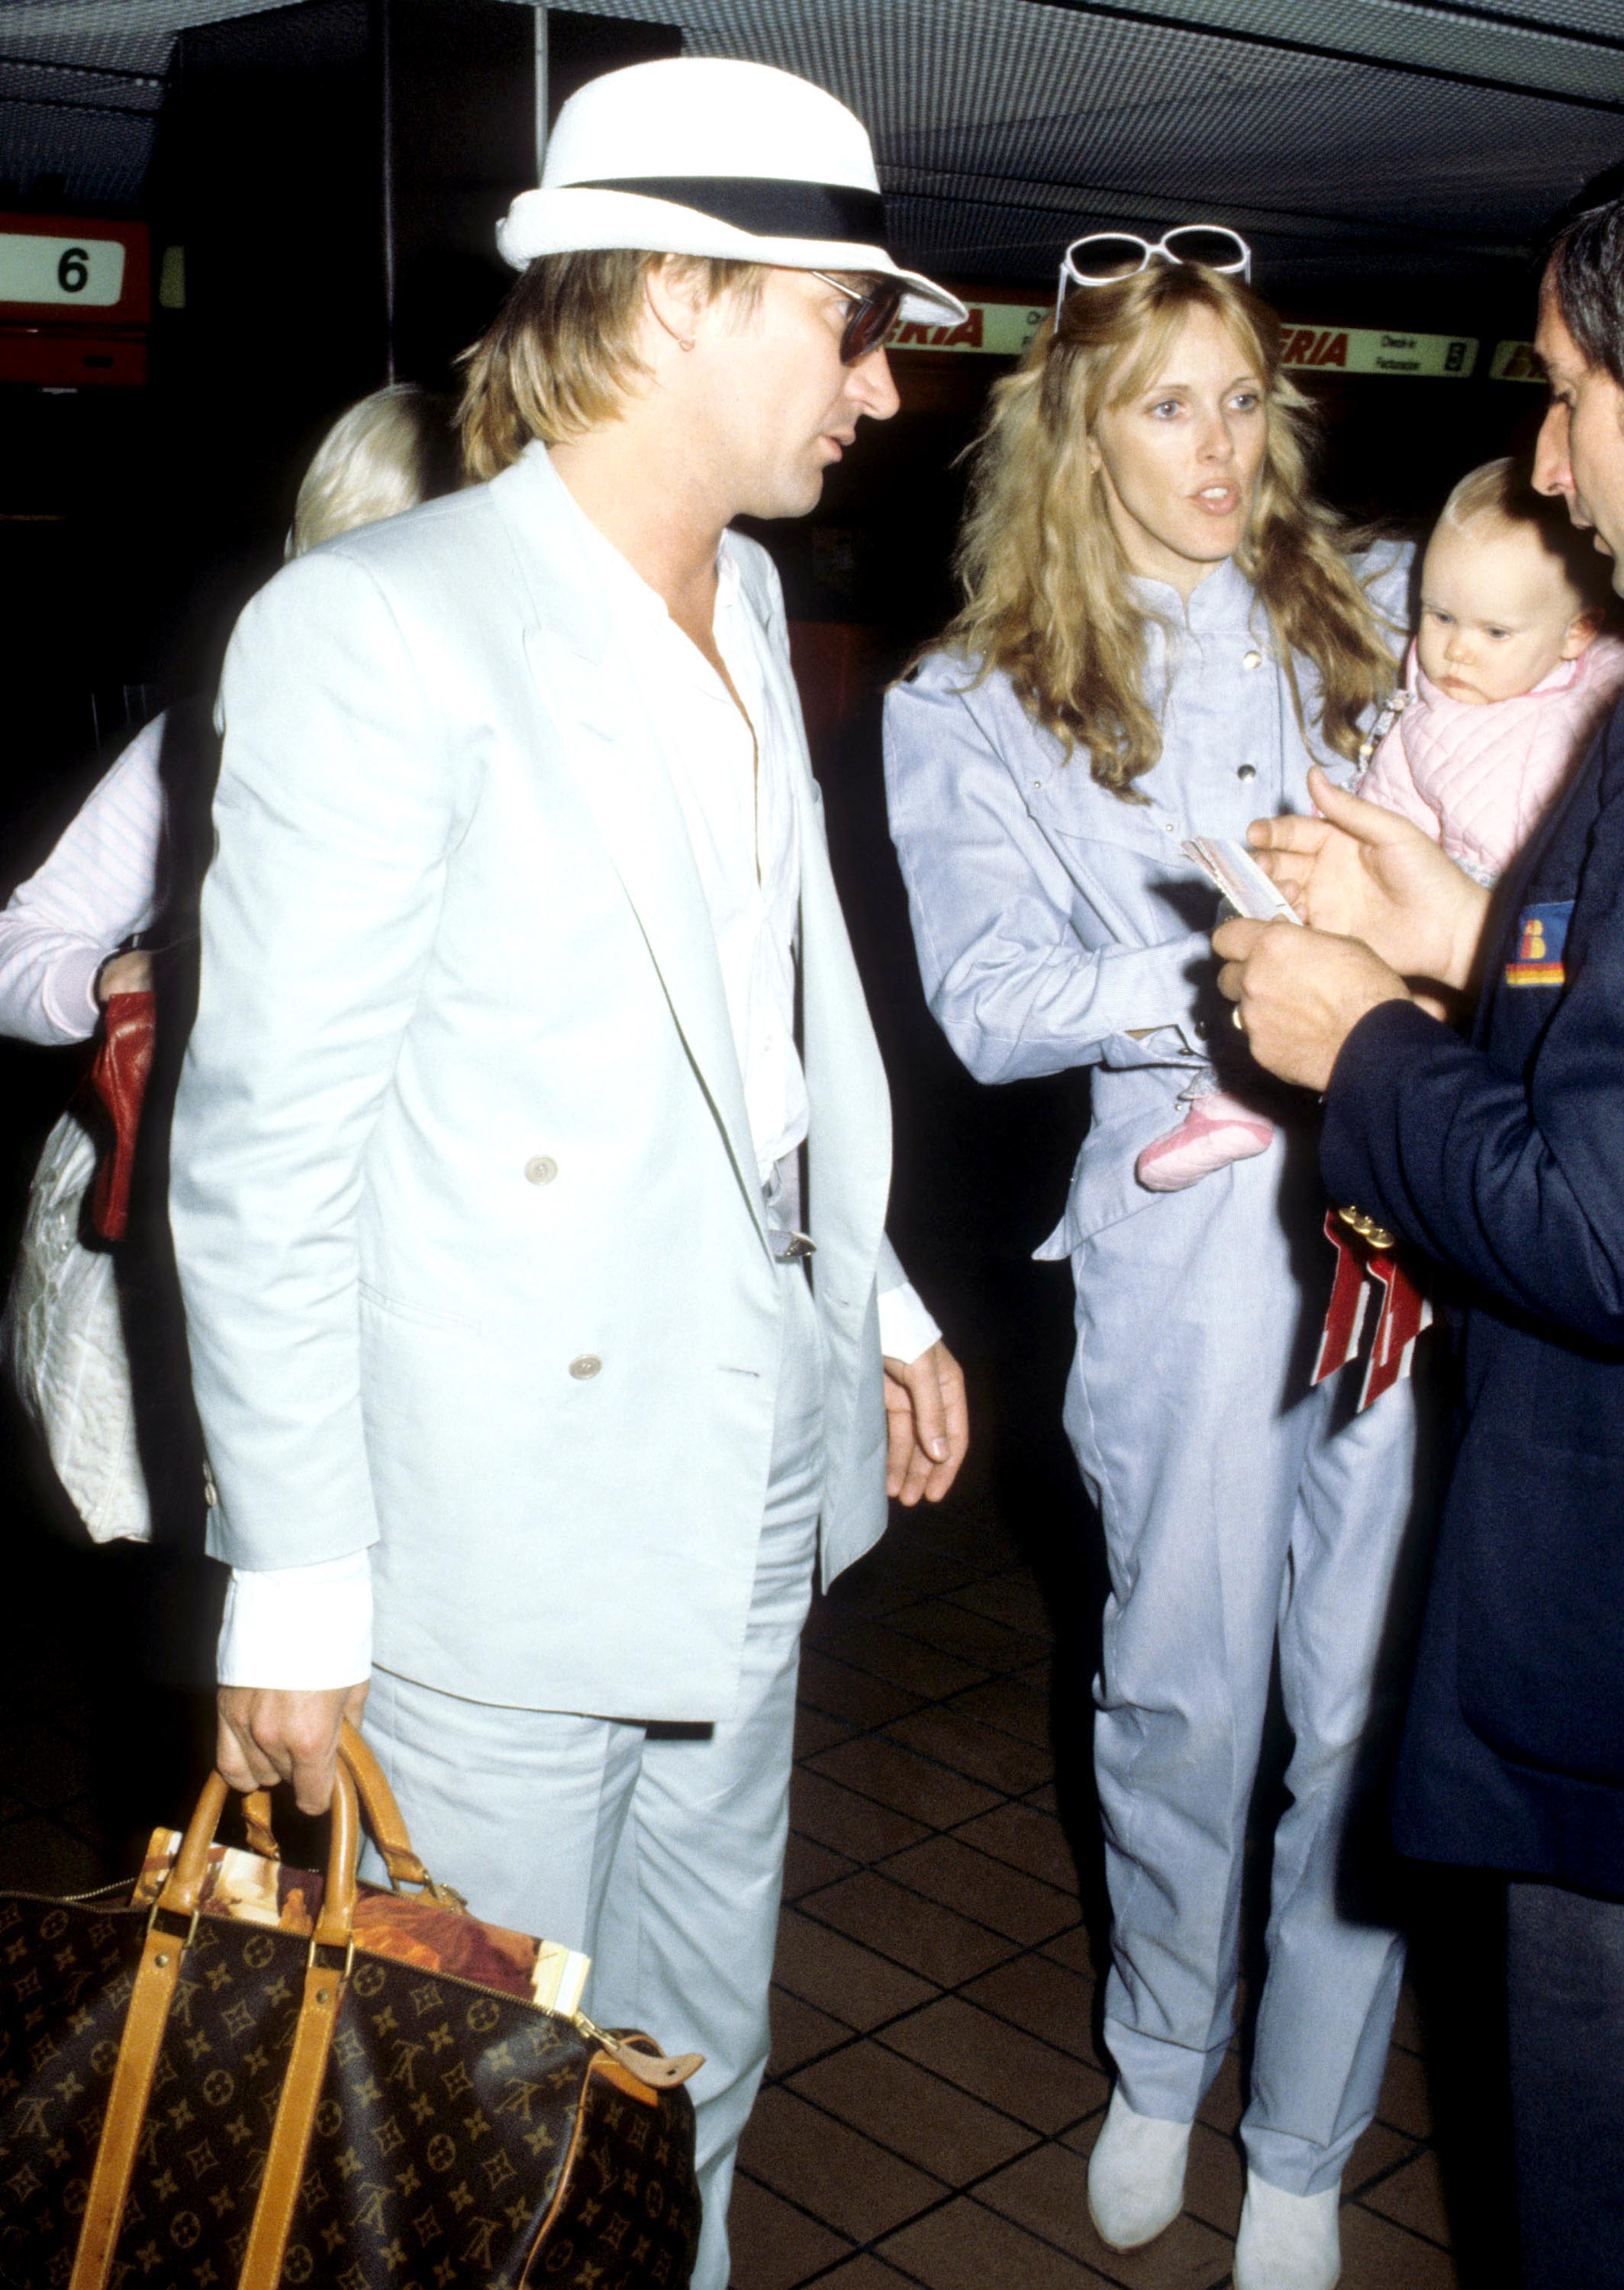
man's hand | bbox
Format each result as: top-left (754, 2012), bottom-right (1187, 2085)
top-left (1248, 766), bottom-right (1491, 993)
top-left (217, 1682), bottom-right (369, 1815)
top-left (1213, 915), bottom-right (1411, 1092)
top-left (883, 1340), bottom-right (969, 1506)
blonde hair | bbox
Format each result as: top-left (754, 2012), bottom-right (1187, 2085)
top-left (1438, 454), bottom-right (1613, 611)
top-left (290, 383), bottom-right (454, 556)
top-left (936, 262), bottom-right (1398, 798)
top-left (459, 249), bottom-right (765, 481)
top-left (1438, 456), bottom-right (1525, 531)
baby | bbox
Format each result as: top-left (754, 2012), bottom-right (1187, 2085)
top-left (1138, 456), bottom-right (1624, 1192)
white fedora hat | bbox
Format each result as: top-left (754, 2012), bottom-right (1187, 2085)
top-left (498, 56), bottom-right (966, 330)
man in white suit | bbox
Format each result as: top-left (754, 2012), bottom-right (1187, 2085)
top-left (169, 56), bottom-right (968, 2287)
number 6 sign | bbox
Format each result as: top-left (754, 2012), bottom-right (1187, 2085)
top-left (0, 214), bottom-right (148, 321)
top-left (0, 212), bottom-right (150, 386)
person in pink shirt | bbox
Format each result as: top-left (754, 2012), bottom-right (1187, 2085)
top-left (1359, 454), bottom-right (1622, 876)
top-left (1139, 454), bottom-right (1623, 1191)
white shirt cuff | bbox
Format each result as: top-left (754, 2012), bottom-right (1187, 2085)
top-left (878, 1281), bottom-right (942, 1367)
top-left (218, 1550), bottom-right (374, 1689)
top-left (45, 943), bottom-right (109, 1040)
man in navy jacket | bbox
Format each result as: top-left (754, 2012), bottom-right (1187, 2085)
top-left (1213, 189), bottom-right (1624, 2290)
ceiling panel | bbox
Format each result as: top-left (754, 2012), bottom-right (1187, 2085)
top-left (0, 0), bottom-right (1619, 312)
top-left (574, 0), bottom-right (1624, 300)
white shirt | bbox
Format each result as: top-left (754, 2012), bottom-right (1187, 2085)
top-left (220, 503), bottom-right (939, 1689)
top-left (0, 714), bottom-right (165, 1046)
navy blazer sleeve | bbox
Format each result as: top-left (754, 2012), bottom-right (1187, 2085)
top-left (1321, 700), bottom-right (1624, 1348)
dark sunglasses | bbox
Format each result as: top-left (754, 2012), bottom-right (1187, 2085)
top-left (810, 271), bottom-right (904, 364)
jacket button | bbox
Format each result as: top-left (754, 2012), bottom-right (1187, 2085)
top-left (1236, 763), bottom-right (1257, 782)
top-left (569, 1354), bottom-right (602, 1380)
top-left (202, 1466), bottom-right (218, 1508)
top-left (525, 1156), bottom-right (558, 1185)
top-left (1242, 649), bottom-right (1263, 669)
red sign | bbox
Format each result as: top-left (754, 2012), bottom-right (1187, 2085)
top-left (0, 214), bottom-right (150, 389)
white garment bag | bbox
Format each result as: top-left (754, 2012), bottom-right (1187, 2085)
top-left (3, 1105), bottom-right (150, 1543)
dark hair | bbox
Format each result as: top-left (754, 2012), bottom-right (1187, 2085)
top-left (1543, 166), bottom-right (1624, 389)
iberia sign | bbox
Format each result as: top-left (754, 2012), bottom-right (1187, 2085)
top-left (887, 301), bottom-right (1481, 379)
top-left (1490, 340), bottom-right (1542, 383)
top-left (1278, 325), bottom-right (1475, 378)
top-left (885, 302), bottom-right (1047, 356)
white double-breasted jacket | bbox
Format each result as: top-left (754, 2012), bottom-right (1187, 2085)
top-left (171, 445), bottom-right (902, 1721)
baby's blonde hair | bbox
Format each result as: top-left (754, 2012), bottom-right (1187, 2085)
top-left (1436, 456), bottom-right (1612, 611)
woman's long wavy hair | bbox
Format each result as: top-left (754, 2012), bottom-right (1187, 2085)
top-left (936, 261), bottom-right (1398, 798)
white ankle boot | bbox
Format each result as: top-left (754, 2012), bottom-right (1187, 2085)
top-left (1232, 2174), bottom-right (1341, 2290)
top-left (1086, 2088), bottom-right (1192, 2250)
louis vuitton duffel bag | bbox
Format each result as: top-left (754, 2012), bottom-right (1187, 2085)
top-left (0, 1723), bottom-right (701, 2288)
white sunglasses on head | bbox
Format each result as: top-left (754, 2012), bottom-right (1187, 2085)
top-left (1055, 224), bottom-right (1254, 324)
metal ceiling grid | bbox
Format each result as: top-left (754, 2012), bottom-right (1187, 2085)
top-left (574, 0), bottom-right (1624, 289)
top-left (1029, 0), bottom-right (1624, 106)
top-left (0, 0), bottom-right (294, 205)
top-left (0, 0), bottom-right (295, 76)
top-left (0, 0), bottom-right (1620, 291)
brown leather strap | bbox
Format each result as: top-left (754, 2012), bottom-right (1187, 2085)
top-left (69, 1924), bottom-right (187, 2288)
top-left (69, 1770), bottom-right (236, 2282)
top-left (235, 1963), bottom-right (344, 2288)
top-left (240, 1791), bottom-right (279, 1861)
top-left (235, 1765), bottom-right (361, 2290)
top-left (236, 1726), bottom-right (438, 1892)
top-left (163, 1770), bottom-right (230, 1914)
top-left (338, 1721), bottom-right (436, 1888)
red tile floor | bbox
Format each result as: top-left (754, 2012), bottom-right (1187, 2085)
top-left (730, 1478), bottom-right (1510, 2290)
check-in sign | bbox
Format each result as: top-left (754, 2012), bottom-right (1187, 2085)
top-left (0, 231), bottom-right (127, 308)
top-left (888, 300), bottom-right (1484, 380)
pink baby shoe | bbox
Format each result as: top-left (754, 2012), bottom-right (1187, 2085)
top-left (1136, 1092), bottom-right (1275, 1193)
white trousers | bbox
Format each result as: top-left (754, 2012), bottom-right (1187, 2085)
top-left (362, 1261), bottom-right (826, 2290)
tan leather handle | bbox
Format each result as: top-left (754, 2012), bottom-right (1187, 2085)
top-left (239, 1724), bottom-right (438, 1893)
top-left (311, 1760), bottom-right (360, 1949)
top-left (72, 1764), bottom-right (360, 2290)
top-left (237, 1763), bottom-right (362, 2290)
top-left (338, 1721), bottom-right (437, 1888)
top-left (240, 1791), bottom-right (279, 1859)
top-left (166, 1759), bottom-right (361, 1944)
top-left (159, 1771), bottom-right (232, 1918)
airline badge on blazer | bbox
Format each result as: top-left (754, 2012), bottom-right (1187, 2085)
top-left (1505, 901), bottom-right (1572, 987)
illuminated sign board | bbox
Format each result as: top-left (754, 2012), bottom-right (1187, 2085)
top-left (0, 231), bottom-right (127, 308)
top-left (888, 302), bottom-right (1481, 378)
top-left (1490, 340), bottom-right (1543, 383)
top-left (1277, 325), bottom-right (1475, 377)
top-left (0, 215), bottom-right (150, 387)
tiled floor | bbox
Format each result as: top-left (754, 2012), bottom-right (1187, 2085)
top-left (0, 1401), bottom-right (1512, 2288)
top-left (727, 1476), bottom-right (1511, 2290)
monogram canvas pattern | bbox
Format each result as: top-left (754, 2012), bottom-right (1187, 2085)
top-left (0, 1888), bottom-right (698, 2289)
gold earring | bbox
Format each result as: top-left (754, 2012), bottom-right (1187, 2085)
top-left (678, 337), bottom-right (695, 353)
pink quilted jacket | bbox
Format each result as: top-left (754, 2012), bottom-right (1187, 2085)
top-left (1359, 633), bottom-right (1624, 882)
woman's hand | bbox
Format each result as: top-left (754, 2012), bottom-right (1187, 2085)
top-left (1247, 767), bottom-right (1490, 994)
top-left (95, 950), bottom-right (154, 1003)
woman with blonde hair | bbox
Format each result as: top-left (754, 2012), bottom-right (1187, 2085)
top-left (884, 230), bottom-right (1421, 2290)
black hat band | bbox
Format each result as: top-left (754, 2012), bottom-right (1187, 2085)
top-left (577, 176), bottom-right (889, 247)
